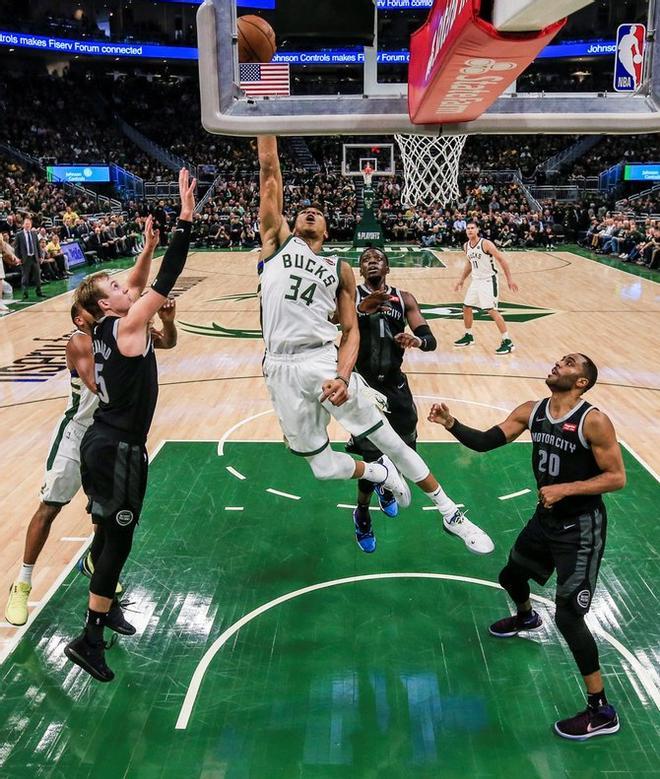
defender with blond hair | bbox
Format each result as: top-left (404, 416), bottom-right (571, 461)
top-left (63, 169), bottom-right (196, 683)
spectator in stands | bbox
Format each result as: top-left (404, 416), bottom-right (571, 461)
top-left (38, 237), bottom-right (59, 281)
top-left (46, 232), bottom-right (71, 277)
top-left (452, 214), bottom-right (467, 244)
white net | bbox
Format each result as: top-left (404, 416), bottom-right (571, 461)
top-left (394, 134), bottom-right (467, 208)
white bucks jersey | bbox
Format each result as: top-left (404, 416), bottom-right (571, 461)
top-left (258, 235), bottom-right (342, 353)
top-left (66, 330), bottom-right (98, 429)
top-left (465, 238), bottom-right (497, 280)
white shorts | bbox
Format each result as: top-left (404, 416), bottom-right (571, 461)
top-left (263, 344), bottom-right (385, 456)
top-left (40, 419), bottom-right (88, 505)
top-left (464, 276), bottom-right (499, 310)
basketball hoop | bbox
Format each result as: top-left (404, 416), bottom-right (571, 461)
top-left (394, 134), bottom-right (467, 208)
top-left (361, 164), bottom-right (374, 188)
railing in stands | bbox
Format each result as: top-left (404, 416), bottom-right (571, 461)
top-left (0, 142), bottom-right (122, 212)
top-left (116, 116), bottom-right (191, 174)
top-left (194, 172), bottom-right (226, 213)
top-left (533, 136), bottom-right (603, 178)
top-left (528, 185), bottom-right (580, 201)
top-left (144, 181), bottom-right (180, 200)
top-left (615, 183), bottom-right (660, 213)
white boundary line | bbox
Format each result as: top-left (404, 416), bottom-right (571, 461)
top-left (620, 440), bottom-right (659, 482)
top-left (498, 489), bottom-right (531, 501)
top-left (174, 571), bottom-right (660, 730)
top-left (217, 410), bottom-right (274, 456)
top-left (266, 488), bottom-right (300, 501)
top-left (0, 438), bottom-right (166, 667)
top-left (226, 466), bottom-right (246, 480)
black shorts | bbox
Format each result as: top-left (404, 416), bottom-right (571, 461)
top-left (346, 373), bottom-right (418, 461)
top-left (80, 426), bottom-right (149, 525)
top-left (509, 504), bottom-right (607, 614)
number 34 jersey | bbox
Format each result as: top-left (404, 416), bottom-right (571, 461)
top-left (529, 397), bottom-right (603, 519)
top-left (91, 316), bottom-right (158, 444)
top-left (258, 235), bottom-right (343, 354)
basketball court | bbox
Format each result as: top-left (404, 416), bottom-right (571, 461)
top-left (0, 244), bottom-right (658, 775)
top-left (1, 0), bottom-right (659, 774)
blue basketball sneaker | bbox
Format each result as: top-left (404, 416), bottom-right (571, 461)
top-left (375, 485), bottom-right (399, 517)
top-left (353, 508), bottom-right (376, 553)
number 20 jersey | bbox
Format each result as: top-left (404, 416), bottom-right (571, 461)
top-left (258, 235), bottom-right (343, 354)
top-left (529, 397), bottom-right (603, 519)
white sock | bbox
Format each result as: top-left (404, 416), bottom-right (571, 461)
top-left (362, 461), bottom-right (388, 484)
top-left (502, 331), bottom-right (510, 340)
top-left (465, 329), bottom-right (472, 335)
top-left (425, 486), bottom-right (458, 520)
top-left (17, 563), bottom-right (34, 586)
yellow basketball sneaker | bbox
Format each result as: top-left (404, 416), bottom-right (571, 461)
top-left (5, 582), bottom-right (32, 626)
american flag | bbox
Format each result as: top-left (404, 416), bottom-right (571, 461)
top-left (239, 63), bottom-right (290, 96)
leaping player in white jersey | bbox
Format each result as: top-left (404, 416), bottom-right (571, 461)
top-left (454, 220), bottom-right (518, 354)
top-left (257, 135), bottom-right (493, 555)
top-left (4, 217), bottom-right (177, 627)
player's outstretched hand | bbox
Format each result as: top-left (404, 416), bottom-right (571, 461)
top-left (428, 402), bottom-right (453, 428)
top-left (143, 214), bottom-right (160, 252)
top-left (158, 296), bottom-right (176, 322)
top-left (454, 281), bottom-right (463, 292)
top-left (321, 378), bottom-right (349, 407)
top-left (508, 280), bottom-right (519, 292)
top-left (358, 290), bottom-right (392, 314)
top-left (394, 332), bottom-right (422, 350)
top-left (178, 168), bottom-right (197, 219)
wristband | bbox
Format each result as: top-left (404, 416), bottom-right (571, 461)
top-left (413, 324), bottom-right (437, 352)
top-left (335, 375), bottom-right (349, 387)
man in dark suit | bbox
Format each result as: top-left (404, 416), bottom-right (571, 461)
top-left (13, 216), bottom-right (45, 300)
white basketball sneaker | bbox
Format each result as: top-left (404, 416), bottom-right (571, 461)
top-left (443, 509), bottom-right (494, 555)
top-left (377, 455), bottom-right (411, 508)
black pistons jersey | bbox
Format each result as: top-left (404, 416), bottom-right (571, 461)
top-left (91, 316), bottom-right (158, 444)
top-left (356, 284), bottom-right (406, 385)
top-left (529, 397), bottom-right (603, 518)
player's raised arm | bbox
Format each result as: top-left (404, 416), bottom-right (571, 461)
top-left (125, 215), bottom-right (160, 301)
top-left (429, 400), bottom-right (535, 449)
top-left (258, 135), bottom-right (290, 260)
top-left (118, 168), bottom-right (195, 354)
top-left (484, 239), bottom-right (518, 292)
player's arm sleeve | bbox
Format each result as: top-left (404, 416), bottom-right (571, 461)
top-left (151, 219), bottom-right (191, 297)
top-left (447, 419), bottom-right (507, 452)
top-left (413, 324), bottom-right (436, 352)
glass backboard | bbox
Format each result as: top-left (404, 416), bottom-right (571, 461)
top-left (196, 0), bottom-right (660, 135)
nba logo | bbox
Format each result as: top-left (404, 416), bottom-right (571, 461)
top-left (613, 24), bottom-right (645, 92)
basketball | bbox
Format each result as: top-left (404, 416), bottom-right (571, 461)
top-left (237, 15), bottom-right (277, 63)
